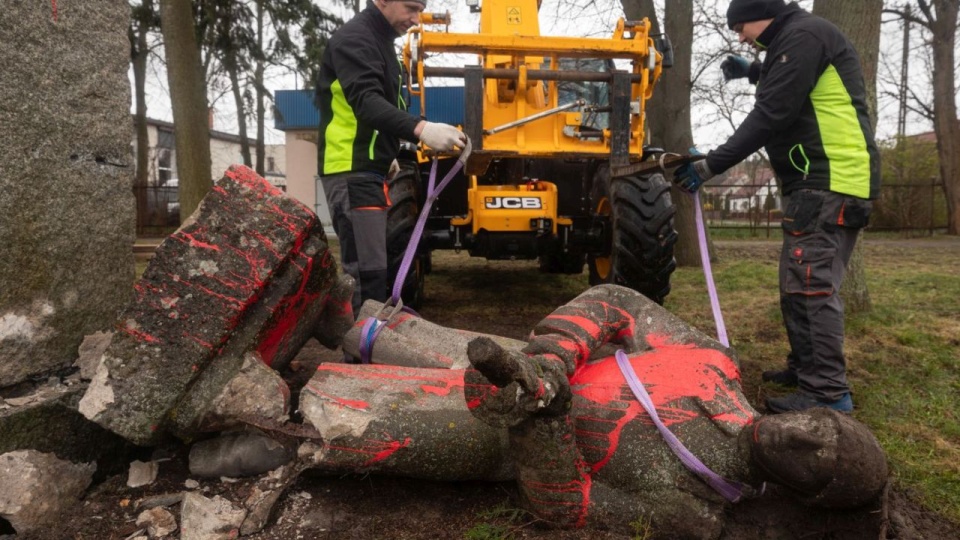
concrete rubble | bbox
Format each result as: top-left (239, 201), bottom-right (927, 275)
top-left (0, 450), bottom-right (95, 534)
top-left (135, 506), bottom-right (178, 538)
top-left (0, 373), bottom-right (131, 472)
top-left (180, 492), bottom-right (246, 540)
top-left (127, 460), bottom-right (160, 488)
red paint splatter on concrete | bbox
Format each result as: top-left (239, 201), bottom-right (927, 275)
top-left (315, 364), bottom-right (467, 403)
top-left (172, 231), bottom-right (222, 251)
top-left (547, 314), bottom-right (602, 340)
top-left (257, 249), bottom-right (322, 367)
top-left (523, 472), bottom-right (592, 527)
top-left (362, 436), bottom-right (412, 466)
top-left (120, 325), bottom-right (161, 344)
top-left (569, 333), bottom-right (753, 473)
top-left (304, 382), bottom-right (370, 410)
top-left (182, 333), bottom-right (215, 350)
top-left (323, 435), bottom-right (413, 467)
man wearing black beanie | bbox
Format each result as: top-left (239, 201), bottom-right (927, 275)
top-left (673, 1), bottom-right (880, 415)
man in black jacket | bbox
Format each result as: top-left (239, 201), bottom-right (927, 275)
top-left (317, 0), bottom-right (465, 318)
top-left (673, 0), bottom-right (879, 414)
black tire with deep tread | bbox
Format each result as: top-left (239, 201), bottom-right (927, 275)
top-left (387, 161), bottom-right (425, 310)
top-left (587, 164), bottom-right (678, 304)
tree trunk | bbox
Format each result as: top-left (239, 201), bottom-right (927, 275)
top-left (224, 45), bottom-right (252, 167)
top-left (130, 1), bottom-right (152, 232)
top-left (255, 1), bottom-right (266, 177)
top-left (618, 0), bottom-right (652, 23)
top-left (813, 0), bottom-right (881, 313)
top-left (926, 0), bottom-right (960, 234)
top-left (633, 0), bottom-right (705, 267)
top-left (159, 0), bottom-right (212, 221)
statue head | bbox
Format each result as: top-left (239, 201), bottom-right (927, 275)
top-left (748, 408), bottom-right (888, 508)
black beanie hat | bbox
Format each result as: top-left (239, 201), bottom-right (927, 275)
top-left (726, 0), bottom-right (788, 30)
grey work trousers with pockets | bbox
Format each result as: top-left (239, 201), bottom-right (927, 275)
top-left (322, 171), bottom-right (389, 316)
top-left (779, 189), bottom-right (872, 401)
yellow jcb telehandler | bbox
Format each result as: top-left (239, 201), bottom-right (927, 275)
top-left (387, 0), bottom-right (678, 308)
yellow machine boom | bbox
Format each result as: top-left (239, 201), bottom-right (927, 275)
top-left (403, 0), bottom-right (664, 175)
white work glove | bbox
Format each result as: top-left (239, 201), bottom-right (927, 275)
top-left (418, 122), bottom-right (466, 152)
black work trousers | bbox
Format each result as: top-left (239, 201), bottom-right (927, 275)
top-left (779, 189), bottom-right (871, 401)
top-left (322, 171), bottom-right (389, 316)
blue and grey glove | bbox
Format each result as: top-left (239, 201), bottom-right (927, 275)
top-left (673, 150), bottom-right (714, 193)
top-left (720, 55), bottom-right (751, 82)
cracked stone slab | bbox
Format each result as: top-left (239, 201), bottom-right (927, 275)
top-left (79, 165), bottom-right (339, 445)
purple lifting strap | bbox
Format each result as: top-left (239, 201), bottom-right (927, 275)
top-left (692, 192), bottom-right (729, 347)
top-left (615, 349), bottom-right (749, 503)
top-left (390, 150), bottom-right (469, 303)
top-left (358, 316), bottom-right (385, 364)
top-left (362, 142), bottom-right (472, 364)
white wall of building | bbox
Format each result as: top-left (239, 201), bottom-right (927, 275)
top-left (283, 130), bottom-right (332, 230)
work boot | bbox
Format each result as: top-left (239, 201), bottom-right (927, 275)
top-left (766, 391), bottom-right (853, 414)
top-left (761, 368), bottom-right (798, 387)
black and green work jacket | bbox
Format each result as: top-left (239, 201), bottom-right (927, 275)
top-left (707, 4), bottom-right (880, 199)
top-left (316, 6), bottom-right (420, 177)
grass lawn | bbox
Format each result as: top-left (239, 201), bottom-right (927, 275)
top-left (663, 233), bottom-right (960, 523)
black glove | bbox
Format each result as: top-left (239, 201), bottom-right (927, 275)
top-left (720, 55), bottom-right (751, 82)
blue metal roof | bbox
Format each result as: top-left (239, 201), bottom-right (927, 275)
top-left (274, 90), bottom-right (320, 131)
top-left (406, 87), bottom-right (465, 126)
top-left (273, 87), bottom-right (465, 131)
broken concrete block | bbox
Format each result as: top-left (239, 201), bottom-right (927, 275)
top-left (75, 331), bottom-right (114, 381)
top-left (180, 493), bottom-right (246, 540)
top-left (195, 352), bottom-right (290, 432)
top-left (135, 506), bottom-right (178, 538)
top-left (188, 431), bottom-right (293, 479)
top-left (0, 450), bottom-right (95, 534)
top-left (127, 460), bottom-right (160, 488)
top-left (300, 363), bottom-right (512, 481)
top-left (312, 274), bottom-right (356, 350)
top-left (79, 166), bottom-right (339, 444)
top-left (342, 300), bottom-right (525, 368)
top-left (135, 492), bottom-right (184, 512)
top-left (0, 381), bottom-right (131, 474)
top-left (239, 462), bottom-right (304, 536)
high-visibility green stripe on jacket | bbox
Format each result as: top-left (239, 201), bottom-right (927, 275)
top-left (707, 5), bottom-right (880, 200)
top-left (316, 6), bottom-right (420, 176)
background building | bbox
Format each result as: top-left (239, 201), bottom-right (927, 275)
top-left (132, 117), bottom-right (286, 231)
top-left (272, 87), bottom-right (465, 232)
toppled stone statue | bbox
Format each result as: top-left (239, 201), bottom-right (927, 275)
top-left (302, 285), bottom-right (888, 538)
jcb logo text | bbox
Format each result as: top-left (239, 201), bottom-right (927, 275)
top-left (484, 197), bottom-right (542, 209)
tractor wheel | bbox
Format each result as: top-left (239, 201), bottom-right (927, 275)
top-left (387, 161), bottom-right (426, 310)
top-left (587, 164), bottom-right (677, 304)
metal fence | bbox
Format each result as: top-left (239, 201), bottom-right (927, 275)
top-left (134, 180), bottom-right (950, 236)
top-left (134, 185), bottom-right (180, 235)
top-left (699, 179), bottom-right (948, 236)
